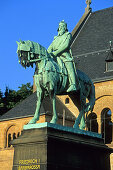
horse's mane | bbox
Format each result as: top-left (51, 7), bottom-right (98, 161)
top-left (25, 40), bottom-right (48, 57)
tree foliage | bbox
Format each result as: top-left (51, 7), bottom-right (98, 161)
top-left (0, 83), bottom-right (33, 116)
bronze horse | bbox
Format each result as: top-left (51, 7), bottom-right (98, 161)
top-left (17, 40), bottom-right (95, 129)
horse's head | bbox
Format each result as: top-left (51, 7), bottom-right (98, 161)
top-left (17, 40), bottom-right (51, 70)
top-left (16, 40), bottom-right (32, 68)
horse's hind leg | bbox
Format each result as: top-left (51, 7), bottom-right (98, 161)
top-left (73, 92), bottom-right (86, 129)
top-left (73, 110), bottom-right (83, 129)
top-left (29, 89), bottom-right (43, 124)
top-left (80, 114), bottom-right (85, 130)
top-left (50, 92), bottom-right (58, 124)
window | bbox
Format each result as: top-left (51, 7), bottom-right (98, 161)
top-left (65, 98), bottom-right (69, 104)
top-left (13, 133), bottom-right (16, 140)
top-left (106, 62), bottom-right (113, 72)
top-left (17, 132), bottom-right (20, 137)
top-left (86, 112), bottom-right (98, 132)
top-left (8, 134), bottom-right (11, 147)
top-left (101, 108), bottom-right (112, 144)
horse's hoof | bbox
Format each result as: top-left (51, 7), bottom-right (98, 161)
top-left (28, 117), bottom-right (37, 124)
top-left (79, 125), bottom-right (85, 130)
top-left (73, 124), bottom-right (79, 129)
top-left (50, 117), bottom-right (57, 124)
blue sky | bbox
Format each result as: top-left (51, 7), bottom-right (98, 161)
top-left (0, 0), bottom-right (113, 92)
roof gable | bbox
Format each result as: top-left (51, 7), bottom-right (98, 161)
top-left (71, 6), bottom-right (113, 81)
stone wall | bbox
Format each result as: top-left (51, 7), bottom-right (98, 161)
top-left (0, 148), bottom-right (14, 170)
top-left (0, 116), bottom-right (46, 170)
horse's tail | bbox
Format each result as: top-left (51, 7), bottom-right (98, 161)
top-left (86, 81), bottom-right (95, 113)
top-left (77, 69), bottom-right (95, 113)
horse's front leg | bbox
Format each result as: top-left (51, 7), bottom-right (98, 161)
top-left (29, 89), bottom-right (43, 124)
top-left (50, 92), bottom-right (58, 124)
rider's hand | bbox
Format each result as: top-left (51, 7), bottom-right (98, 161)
top-left (50, 52), bottom-right (55, 57)
top-left (52, 51), bottom-right (57, 57)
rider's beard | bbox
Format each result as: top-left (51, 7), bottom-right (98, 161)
top-left (58, 29), bottom-right (65, 36)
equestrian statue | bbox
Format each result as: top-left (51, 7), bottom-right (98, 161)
top-left (16, 20), bottom-right (95, 130)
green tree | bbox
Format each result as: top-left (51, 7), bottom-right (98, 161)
top-left (16, 83), bottom-right (33, 101)
top-left (3, 87), bottom-right (17, 110)
top-left (0, 89), bottom-right (4, 114)
top-left (0, 83), bottom-right (33, 116)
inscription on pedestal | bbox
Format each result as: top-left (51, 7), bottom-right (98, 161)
top-left (18, 159), bottom-right (40, 170)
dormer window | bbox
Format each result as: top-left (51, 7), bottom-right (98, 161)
top-left (106, 61), bottom-right (113, 72)
top-left (105, 41), bottom-right (113, 72)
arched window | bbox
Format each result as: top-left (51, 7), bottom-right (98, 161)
top-left (8, 134), bottom-right (11, 147)
top-left (86, 112), bottom-right (98, 133)
top-left (6, 125), bottom-right (20, 147)
top-left (101, 108), bottom-right (112, 144)
top-left (65, 98), bottom-right (69, 104)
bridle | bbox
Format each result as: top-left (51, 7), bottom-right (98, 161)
top-left (27, 51), bottom-right (50, 63)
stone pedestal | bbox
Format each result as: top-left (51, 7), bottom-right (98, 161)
top-left (11, 123), bottom-right (112, 170)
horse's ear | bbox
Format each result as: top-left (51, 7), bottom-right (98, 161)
top-left (20, 39), bottom-right (24, 44)
top-left (16, 41), bottom-right (19, 45)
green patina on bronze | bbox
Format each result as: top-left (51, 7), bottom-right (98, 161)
top-left (47, 20), bottom-right (78, 92)
top-left (16, 21), bottom-right (95, 130)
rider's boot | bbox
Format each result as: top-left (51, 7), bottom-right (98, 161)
top-left (66, 62), bottom-right (79, 92)
top-left (67, 71), bottom-right (77, 92)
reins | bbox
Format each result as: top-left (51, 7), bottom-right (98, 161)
top-left (29, 56), bottom-right (49, 63)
